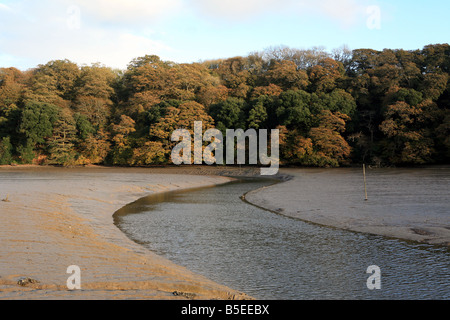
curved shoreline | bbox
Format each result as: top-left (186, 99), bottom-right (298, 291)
top-left (0, 166), bottom-right (257, 300)
top-left (245, 168), bottom-right (450, 248)
top-left (1, 165), bottom-right (448, 300)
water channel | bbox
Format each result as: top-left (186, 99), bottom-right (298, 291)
top-left (114, 175), bottom-right (450, 300)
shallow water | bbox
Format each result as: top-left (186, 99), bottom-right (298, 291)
top-left (114, 173), bottom-right (450, 300)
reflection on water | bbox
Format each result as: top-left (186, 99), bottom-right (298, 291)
top-left (114, 176), bottom-right (450, 300)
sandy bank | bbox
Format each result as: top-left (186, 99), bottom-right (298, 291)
top-left (0, 165), bottom-right (259, 300)
top-left (245, 167), bottom-right (450, 247)
top-left (1, 165), bottom-right (447, 300)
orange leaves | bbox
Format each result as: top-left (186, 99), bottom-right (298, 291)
top-left (380, 99), bottom-right (438, 139)
top-left (0, 67), bottom-right (25, 108)
top-left (281, 133), bottom-right (314, 162)
top-left (265, 60), bottom-right (309, 91)
top-left (148, 101), bottom-right (214, 156)
top-left (216, 57), bottom-right (251, 98)
top-left (77, 129), bottom-right (111, 165)
top-left (110, 115), bottom-right (136, 165)
top-left (73, 95), bottom-right (111, 127)
top-left (308, 58), bottom-right (344, 92)
top-left (143, 105), bottom-right (214, 165)
top-left (308, 110), bottom-right (352, 166)
top-left (315, 110), bottom-right (349, 133)
top-left (379, 96), bottom-right (437, 164)
top-left (112, 115), bottom-right (136, 149)
top-left (309, 127), bottom-right (351, 164)
top-left (420, 72), bottom-right (449, 100)
top-left (131, 140), bottom-right (166, 165)
top-left (251, 84), bottom-right (283, 99)
top-left (126, 57), bottom-right (228, 113)
top-left (128, 91), bottom-right (161, 114)
top-left (278, 110), bottom-right (352, 167)
top-left (197, 85), bottom-right (229, 107)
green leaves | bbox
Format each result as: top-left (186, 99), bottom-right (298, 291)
top-left (19, 101), bottom-right (58, 145)
top-left (0, 44), bottom-right (449, 167)
top-left (275, 90), bottom-right (312, 132)
top-left (0, 137), bottom-right (13, 165)
top-left (209, 97), bottom-right (247, 132)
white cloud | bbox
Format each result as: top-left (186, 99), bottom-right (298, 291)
top-left (60, 31), bottom-right (173, 69)
top-left (0, 3), bottom-right (11, 11)
top-left (192, 0), bottom-right (282, 19)
top-left (312, 0), bottom-right (368, 27)
top-left (0, 0), bottom-right (177, 70)
top-left (189, 0), bottom-right (369, 26)
top-left (2, 26), bottom-right (172, 70)
top-left (0, 0), bottom-right (376, 70)
top-left (74, 0), bottom-right (182, 24)
top-left (189, 0), bottom-right (284, 20)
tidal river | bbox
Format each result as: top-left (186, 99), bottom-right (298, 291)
top-left (114, 169), bottom-right (450, 300)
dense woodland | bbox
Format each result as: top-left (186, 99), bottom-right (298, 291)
top-left (0, 44), bottom-right (449, 168)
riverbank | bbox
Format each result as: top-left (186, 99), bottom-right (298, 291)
top-left (245, 167), bottom-right (450, 247)
top-left (0, 165), bottom-right (258, 299)
top-left (1, 165), bottom-right (448, 300)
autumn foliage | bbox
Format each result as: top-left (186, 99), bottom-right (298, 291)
top-left (0, 44), bottom-right (449, 167)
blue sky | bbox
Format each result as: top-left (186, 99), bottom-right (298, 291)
top-left (0, 0), bottom-right (449, 70)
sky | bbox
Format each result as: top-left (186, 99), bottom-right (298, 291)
top-left (0, 0), bottom-right (449, 70)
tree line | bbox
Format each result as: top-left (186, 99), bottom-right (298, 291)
top-left (0, 44), bottom-right (449, 167)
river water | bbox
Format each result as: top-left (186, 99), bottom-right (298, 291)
top-left (114, 172), bottom-right (450, 300)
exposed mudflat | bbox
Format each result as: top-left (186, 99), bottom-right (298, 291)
top-left (246, 167), bottom-right (450, 247)
top-left (0, 165), bottom-right (256, 299)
